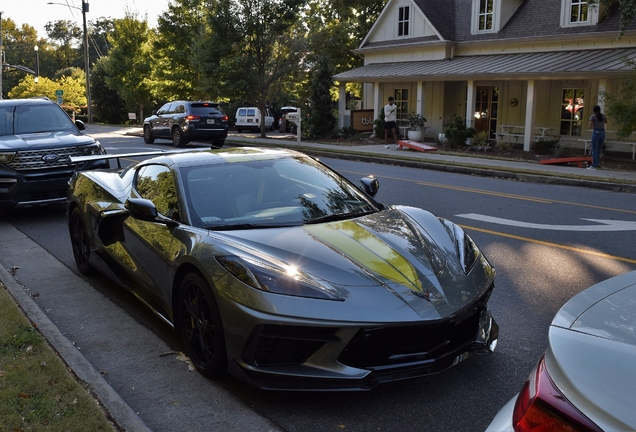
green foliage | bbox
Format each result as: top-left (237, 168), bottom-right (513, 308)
top-left (45, 20), bottom-right (83, 68)
top-left (604, 61), bottom-right (636, 139)
top-left (374, 109), bottom-right (385, 138)
top-left (471, 130), bottom-right (492, 147)
top-left (407, 113), bottom-right (427, 129)
top-left (104, 12), bottom-right (155, 121)
top-left (531, 138), bottom-right (560, 155)
top-left (8, 74), bottom-right (86, 111)
top-left (307, 56), bottom-right (338, 138)
top-left (443, 115), bottom-right (477, 149)
top-left (91, 57), bottom-right (128, 124)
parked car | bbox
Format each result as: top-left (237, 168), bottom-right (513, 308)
top-left (486, 270), bottom-right (636, 432)
top-left (143, 101), bottom-right (228, 148)
top-left (278, 106), bottom-right (300, 133)
top-left (235, 107), bottom-right (274, 132)
top-left (0, 97), bottom-right (107, 212)
top-left (67, 147), bottom-right (498, 390)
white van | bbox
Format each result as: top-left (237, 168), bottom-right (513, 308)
top-left (235, 107), bottom-right (274, 132)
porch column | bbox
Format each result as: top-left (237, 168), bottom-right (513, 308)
top-left (417, 81), bottom-right (423, 115)
top-left (598, 79), bottom-right (607, 112)
top-left (374, 82), bottom-right (380, 121)
top-left (338, 82), bottom-right (346, 129)
top-left (523, 79), bottom-right (536, 152)
top-left (465, 80), bottom-right (475, 128)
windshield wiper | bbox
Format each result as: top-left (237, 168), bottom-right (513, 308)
top-left (305, 210), bottom-right (377, 225)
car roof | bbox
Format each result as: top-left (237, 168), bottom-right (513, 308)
top-left (0, 97), bottom-right (54, 107)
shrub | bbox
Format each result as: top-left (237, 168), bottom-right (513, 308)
top-left (443, 115), bottom-right (476, 149)
top-left (531, 138), bottom-right (559, 155)
top-left (471, 130), bottom-right (491, 147)
top-left (407, 113), bottom-right (427, 129)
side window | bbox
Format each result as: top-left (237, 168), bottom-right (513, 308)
top-left (135, 165), bottom-right (180, 220)
top-left (157, 103), bottom-right (172, 115)
top-left (174, 105), bottom-right (186, 114)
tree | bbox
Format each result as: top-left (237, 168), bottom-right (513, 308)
top-left (199, 0), bottom-right (304, 137)
top-left (45, 20), bottom-right (82, 68)
top-left (152, 0), bottom-right (207, 101)
top-left (103, 12), bottom-right (155, 122)
top-left (91, 57), bottom-right (128, 124)
top-left (306, 56), bottom-right (338, 138)
top-left (8, 74), bottom-right (86, 112)
top-left (589, 0), bottom-right (636, 36)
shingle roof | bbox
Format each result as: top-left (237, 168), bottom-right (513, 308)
top-left (334, 48), bottom-right (636, 81)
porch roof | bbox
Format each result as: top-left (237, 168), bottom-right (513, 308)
top-left (334, 48), bottom-right (636, 82)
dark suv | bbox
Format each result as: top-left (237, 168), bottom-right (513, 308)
top-left (0, 98), bottom-right (107, 212)
top-left (143, 101), bottom-right (228, 148)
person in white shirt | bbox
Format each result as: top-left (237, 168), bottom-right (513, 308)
top-left (384, 96), bottom-right (398, 147)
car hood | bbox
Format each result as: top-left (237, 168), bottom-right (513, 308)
top-left (548, 271), bottom-right (636, 430)
top-left (210, 207), bottom-right (491, 320)
top-left (0, 131), bottom-right (94, 150)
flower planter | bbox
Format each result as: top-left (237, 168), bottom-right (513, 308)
top-left (407, 129), bottom-right (423, 142)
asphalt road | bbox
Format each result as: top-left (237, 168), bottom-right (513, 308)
top-left (2, 132), bottom-right (635, 431)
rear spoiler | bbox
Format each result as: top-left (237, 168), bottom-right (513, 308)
top-left (70, 148), bottom-right (211, 170)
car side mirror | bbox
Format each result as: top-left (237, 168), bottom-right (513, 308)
top-left (125, 198), bottom-right (178, 226)
top-left (75, 120), bottom-right (85, 130)
top-left (360, 176), bottom-right (379, 197)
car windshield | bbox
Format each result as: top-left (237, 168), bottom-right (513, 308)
top-left (182, 156), bottom-right (380, 230)
top-left (0, 103), bottom-right (76, 136)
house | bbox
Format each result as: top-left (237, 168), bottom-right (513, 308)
top-left (334, 0), bottom-right (636, 154)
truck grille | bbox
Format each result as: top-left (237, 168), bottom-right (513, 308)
top-left (8, 147), bottom-right (83, 171)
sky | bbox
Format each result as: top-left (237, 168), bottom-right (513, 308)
top-left (1, 0), bottom-right (173, 37)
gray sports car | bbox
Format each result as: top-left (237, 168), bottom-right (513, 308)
top-left (67, 147), bottom-right (498, 390)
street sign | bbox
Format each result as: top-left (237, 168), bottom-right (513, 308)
top-left (55, 89), bottom-right (63, 97)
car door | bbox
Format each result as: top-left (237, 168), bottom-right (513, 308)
top-left (152, 103), bottom-right (173, 138)
top-left (120, 164), bottom-right (184, 312)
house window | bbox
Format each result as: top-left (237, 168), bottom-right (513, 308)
top-left (479, 0), bottom-right (494, 31)
top-left (394, 89), bottom-right (409, 122)
top-left (560, 89), bottom-right (585, 136)
top-left (398, 6), bottom-right (410, 36)
top-left (570, 0), bottom-right (589, 22)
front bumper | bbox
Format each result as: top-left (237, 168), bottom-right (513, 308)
top-left (230, 308), bottom-right (498, 391)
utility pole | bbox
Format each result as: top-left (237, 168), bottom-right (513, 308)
top-left (82, 0), bottom-right (92, 123)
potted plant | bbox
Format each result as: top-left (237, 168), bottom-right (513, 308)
top-left (407, 113), bottom-right (427, 141)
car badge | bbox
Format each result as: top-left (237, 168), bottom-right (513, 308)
top-left (42, 154), bottom-right (60, 163)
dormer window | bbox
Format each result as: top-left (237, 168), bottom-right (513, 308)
top-left (398, 6), bottom-right (410, 37)
top-left (561, 0), bottom-right (602, 27)
top-left (479, 0), bottom-right (494, 31)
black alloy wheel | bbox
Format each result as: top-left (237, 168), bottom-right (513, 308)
top-left (177, 273), bottom-right (227, 378)
top-left (172, 127), bottom-right (188, 147)
top-left (69, 207), bottom-right (95, 275)
top-left (143, 125), bottom-right (155, 144)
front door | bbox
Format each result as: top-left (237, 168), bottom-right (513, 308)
top-left (474, 86), bottom-right (499, 138)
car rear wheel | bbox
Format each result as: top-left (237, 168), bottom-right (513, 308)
top-left (177, 273), bottom-right (227, 378)
top-left (69, 207), bottom-right (95, 275)
top-left (211, 139), bottom-right (225, 149)
top-left (143, 125), bottom-right (155, 144)
top-left (172, 127), bottom-right (188, 147)
top-left (236, 127), bottom-right (242, 133)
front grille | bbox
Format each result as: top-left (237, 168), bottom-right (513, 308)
top-left (242, 325), bottom-right (340, 367)
top-left (8, 147), bottom-right (84, 171)
top-left (338, 285), bottom-right (494, 369)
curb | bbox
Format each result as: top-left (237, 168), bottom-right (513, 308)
top-left (0, 263), bottom-right (152, 432)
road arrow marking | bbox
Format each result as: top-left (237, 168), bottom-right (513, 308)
top-left (455, 213), bottom-right (636, 231)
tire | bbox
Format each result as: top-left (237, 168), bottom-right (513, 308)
top-left (212, 139), bottom-right (225, 148)
top-left (172, 127), bottom-right (188, 147)
top-left (69, 207), bottom-right (95, 275)
top-left (177, 273), bottom-right (227, 378)
top-left (236, 127), bottom-right (242, 133)
top-left (143, 125), bottom-right (155, 144)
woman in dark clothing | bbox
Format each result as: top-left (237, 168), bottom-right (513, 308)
top-left (587, 105), bottom-right (607, 170)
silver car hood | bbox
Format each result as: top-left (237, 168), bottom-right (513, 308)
top-left (548, 271), bottom-right (636, 430)
top-left (212, 207), bottom-right (490, 320)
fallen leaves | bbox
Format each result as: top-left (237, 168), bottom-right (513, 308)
top-left (10, 266), bottom-right (20, 275)
top-left (176, 352), bottom-right (196, 372)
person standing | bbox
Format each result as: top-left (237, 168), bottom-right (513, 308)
top-left (384, 96), bottom-right (398, 147)
top-left (587, 105), bottom-right (607, 170)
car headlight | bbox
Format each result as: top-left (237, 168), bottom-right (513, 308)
top-left (79, 142), bottom-right (105, 155)
top-left (216, 255), bottom-right (342, 301)
top-left (440, 218), bottom-right (479, 274)
top-left (0, 152), bottom-right (16, 163)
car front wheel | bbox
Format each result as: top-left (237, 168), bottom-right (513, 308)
top-left (143, 125), bottom-right (155, 144)
top-left (69, 207), bottom-right (95, 275)
top-left (177, 273), bottom-right (227, 378)
top-left (172, 127), bottom-right (188, 147)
